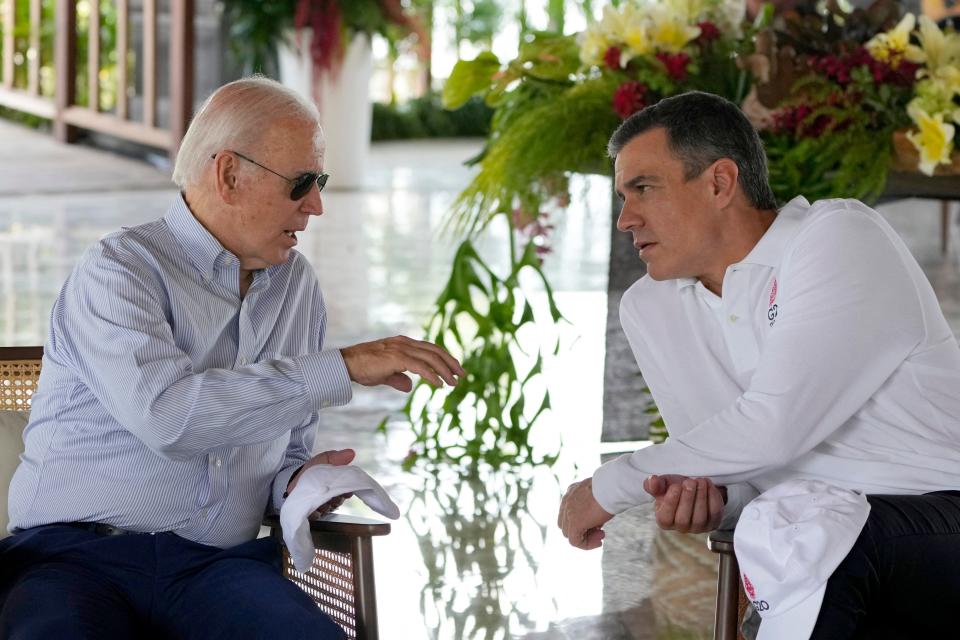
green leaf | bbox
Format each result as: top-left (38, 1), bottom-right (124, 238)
top-left (443, 52), bottom-right (502, 110)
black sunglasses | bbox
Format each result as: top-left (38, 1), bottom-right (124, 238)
top-left (212, 151), bottom-right (329, 200)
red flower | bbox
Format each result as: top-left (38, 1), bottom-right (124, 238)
top-left (604, 46), bottom-right (623, 70)
top-left (656, 52), bottom-right (691, 81)
top-left (696, 21), bottom-right (721, 44)
top-left (612, 82), bottom-right (649, 119)
top-left (772, 104), bottom-right (835, 139)
top-left (810, 47), bottom-right (920, 89)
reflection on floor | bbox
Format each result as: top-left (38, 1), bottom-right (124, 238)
top-left (2, 118), bottom-right (959, 639)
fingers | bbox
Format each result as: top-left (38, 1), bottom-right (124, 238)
top-left (654, 483), bottom-right (682, 530)
top-left (314, 448), bottom-right (356, 466)
top-left (653, 477), bottom-right (723, 534)
top-left (403, 336), bottom-right (466, 378)
top-left (341, 336), bottom-right (465, 390)
top-left (643, 474), bottom-right (667, 498)
top-left (392, 337), bottom-right (462, 386)
top-left (691, 479), bottom-right (709, 531)
top-left (582, 528), bottom-right (605, 550)
top-left (672, 480), bottom-right (698, 532)
top-left (708, 481), bottom-right (725, 530)
top-left (558, 478), bottom-right (612, 550)
top-left (316, 492), bottom-right (351, 515)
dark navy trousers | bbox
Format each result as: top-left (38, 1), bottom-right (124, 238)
top-left (0, 524), bottom-right (345, 639)
top-left (809, 490), bottom-right (960, 639)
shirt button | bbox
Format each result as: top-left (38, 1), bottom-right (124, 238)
top-left (238, 357), bottom-right (247, 365)
top-left (200, 510), bottom-right (208, 519)
top-left (321, 400), bottom-right (331, 408)
top-left (729, 314), bottom-right (739, 323)
top-left (214, 457), bottom-right (222, 468)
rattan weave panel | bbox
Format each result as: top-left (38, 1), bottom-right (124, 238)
top-left (283, 547), bottom-right (357, 639)
top-left (0, 360), bottom-right (41, 410)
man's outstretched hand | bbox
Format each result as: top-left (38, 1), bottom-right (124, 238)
top-left (341, 336), bottom-right (465, 392)
top-left (558, 477), bottom-right (614, 550)
top-left (643, 474), bottom-right (726, 534)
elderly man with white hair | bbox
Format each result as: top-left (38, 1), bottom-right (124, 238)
top-left (0, 76), bottom-right (463, 639)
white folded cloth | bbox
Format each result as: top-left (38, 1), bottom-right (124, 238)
top-left (279, 464), bottom-right (401, 573)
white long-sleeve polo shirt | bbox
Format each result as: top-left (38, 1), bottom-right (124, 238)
top-left (592, 196), bottom-right (960, 517)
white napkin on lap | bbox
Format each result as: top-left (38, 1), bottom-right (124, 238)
top-left (279, 464), bottom-right (401, 572)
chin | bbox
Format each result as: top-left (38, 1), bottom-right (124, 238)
top-left (644, 264), bottom-right (678, 281)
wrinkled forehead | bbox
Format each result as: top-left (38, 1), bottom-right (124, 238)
top-left (261, 117), bottom-right (325, 168)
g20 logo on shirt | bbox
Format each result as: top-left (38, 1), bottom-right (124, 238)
top-left (767, 278), bottom-right (779, 327)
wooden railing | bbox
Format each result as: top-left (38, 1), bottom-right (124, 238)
top-left (0, 0), bottom-right (194, 160)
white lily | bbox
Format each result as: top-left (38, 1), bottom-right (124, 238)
top-left (907, 103), bottom-right (956, 176)
top-left (866, 13), bottom-right (916, 68)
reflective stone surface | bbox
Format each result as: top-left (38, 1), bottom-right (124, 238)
top-left (2, 118), bottom-right (959, 639)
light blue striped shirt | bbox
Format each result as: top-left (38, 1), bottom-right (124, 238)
top-left (8, 194), bottom-right (352, 547)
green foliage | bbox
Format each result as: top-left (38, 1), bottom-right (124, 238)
top-left (443, 52), bottom-right (501, 110)
top-left (766, 53), bottom-right (914, 204)
top-left (386, 236), bottom-right (562, 470)
top-left (449, 0), bottom-right (503, 47)
top-left (0, 0), bottom-right (118, 114)
top-left (0, 106), bottom-right (50, 130)
top-left (765, 130), bottom-right (893, 205)
top-left (371, 94), bottom-right (492, 140)
top-left (222, 0), bottom-right (296, 76)
top-left (221, 0), bottom-right (420, 77)
top-left (450, 74), bottom-right (621, 236)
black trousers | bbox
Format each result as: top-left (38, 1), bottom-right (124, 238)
top-left (808, 490), bottom-right (960, 639)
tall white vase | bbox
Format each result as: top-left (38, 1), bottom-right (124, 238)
top-left (277, 31), bottom-right (373, 190)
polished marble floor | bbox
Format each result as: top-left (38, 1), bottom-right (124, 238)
top-left (2, 118), bottom-right (960, 639)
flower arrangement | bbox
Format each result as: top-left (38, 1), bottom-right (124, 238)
top-left (902, 15), bottom-right (960, 174)
top-left (441, 0), bottom-right (759, 236)
top-left (223, 0), bottom-right (424, 79)
top-left (759, 3), bottom-right (960, 202)
top-left (581, 0), bottom-right (751, 118)
top-left (293, 0), bottom-right (426, 77)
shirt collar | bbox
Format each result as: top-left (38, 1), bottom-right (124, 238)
top-left (737, 196), bottom-right (809, 268)
top-left (674, 196), bottom-right (809, 293)
top-left (164, 193), bottom-right (234, 280)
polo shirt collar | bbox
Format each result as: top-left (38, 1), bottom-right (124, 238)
top-left (165, 193), bottom-right (234, 280)
top-left (674, 196), bottom-right (810, 293)
top-left (738, 196), bottom-right (809, 268)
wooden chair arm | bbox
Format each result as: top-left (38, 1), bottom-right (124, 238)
top-left (262, 513), bottom-right (391, 538)
top-left (262, 512), bottom-right (390, 640)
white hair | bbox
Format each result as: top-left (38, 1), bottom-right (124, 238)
top-left (172, 75), bottom-right (321, 189)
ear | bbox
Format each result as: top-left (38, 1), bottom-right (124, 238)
top-left (709, 158), bottom-right (739, 209)
top-left (213, 152), bottom-right (242, 205)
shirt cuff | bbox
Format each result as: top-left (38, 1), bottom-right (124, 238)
top-left (271, 462), bottom-right (305, 513)
top-left (295, 349), bottom-right (352, 409)
top-left (717, 482), bottom-right (759, 530)
top-left (591, 453), bottom-right (654, 515)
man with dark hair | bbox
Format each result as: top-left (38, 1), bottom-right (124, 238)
top-left (558, 91), bottom-right (960, 637)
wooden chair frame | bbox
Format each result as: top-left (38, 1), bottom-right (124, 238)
top-left (0, 346), bottom-right (388, 640)
top-left (708, 529), bottom-right (748, 640)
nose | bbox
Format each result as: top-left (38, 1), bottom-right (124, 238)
top-left (616, 198), bottom-right (641, 233)
top-left (300, 182), bottom-right (324, 216)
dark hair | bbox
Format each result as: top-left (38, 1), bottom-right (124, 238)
top-left (607, 91), bottom-right (778, 210)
